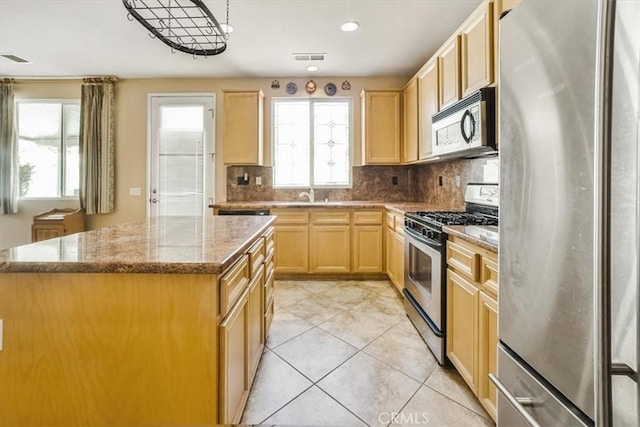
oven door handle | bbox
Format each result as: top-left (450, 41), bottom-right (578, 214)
top-left (405, 227), bottom-right (442, 250)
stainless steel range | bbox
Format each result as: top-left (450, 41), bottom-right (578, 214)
top-left (403, 183), bottom-right (498, 364)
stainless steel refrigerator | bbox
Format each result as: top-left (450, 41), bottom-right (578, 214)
top-left (494, 0), bottom-right (639, 425)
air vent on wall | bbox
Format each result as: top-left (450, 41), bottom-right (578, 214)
top-left (1, 54), bottom-right (30, 63)
top-left (293, 53), bottom-right (326, 61)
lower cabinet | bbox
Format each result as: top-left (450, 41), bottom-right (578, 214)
top-left (274, 225), bottom-right (309, 273)
top-left (247, 266), bottom-right (265, 384)
top-left (478, 291), bottom-right (498, 420)
top-left (385, 211), bottom-right (405, 292)
top-left (310, 225), bottom-right (351, 273)
top-left (272, 208), bottom-right (383, 275)
top-left (352, 225), bottom-right (383, 273)
top-left (445, 235), bottom-right (498, 422)
top-left (219, 287), bottom-right (250, 425)
top-left (446, 269), bottom-right (479, 390)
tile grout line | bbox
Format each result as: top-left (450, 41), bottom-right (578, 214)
top-left (422, 382), bottom-right (492, 421)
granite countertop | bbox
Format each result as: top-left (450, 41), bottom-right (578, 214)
top-left (0, 216), bottom-right (276, 274)
top-left (211, 201), bottom-right (444, 214)
top-left (443, 225), bottom-right (499, 253)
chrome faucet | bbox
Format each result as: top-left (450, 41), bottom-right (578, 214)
top-left (299, 188), bottom-right (315, 203)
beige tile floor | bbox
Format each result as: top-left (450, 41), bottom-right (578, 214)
top-left (241, 280), bottom-right (494, 427)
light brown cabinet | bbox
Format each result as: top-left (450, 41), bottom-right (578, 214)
top-left (460, 1), bottom-right (494, 97)
top-left (445, 235), bottom-right (498, 422)
top-left (31, 208), bottom-right (85, 242)
top-left (272, 208), bottom-right (384, 276)
top-left (219, 285), bottom-right (250, 424)
top-left (417, 59), bottom-right (439, 160)
top-left (438, 35), bottom-right (461, 110)
top-left (310, 225), bottom-right (351, 273)
top-left (385, 210), bottom-right (405, 293)
top-left (362, 90), bottom-right (402, 165)
top-left (402, 78), bottom-right (419, 163)
top-left (247, 265), bottom-right (265, 385)
top-left (223, 90), bottom-right (264, 165)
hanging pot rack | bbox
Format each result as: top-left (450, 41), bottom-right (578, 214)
top-left (123, 0), bottom-right (229, 57)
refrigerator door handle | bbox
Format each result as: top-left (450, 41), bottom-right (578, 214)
top-left (489, 373), bottom-right (542, 427)
top-left (611, 363), bottom-right (638, 382)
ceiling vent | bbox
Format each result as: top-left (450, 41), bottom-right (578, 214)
top-left (1, 54), bottom-right (30, 63)
top-left (293, 53), bottom-right (326, 62)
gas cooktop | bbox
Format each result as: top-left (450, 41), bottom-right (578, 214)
top-left (408, 211), bottom-right (499, 228)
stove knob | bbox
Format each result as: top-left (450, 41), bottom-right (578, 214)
top-left (426, 230), bottom-right (434, 239)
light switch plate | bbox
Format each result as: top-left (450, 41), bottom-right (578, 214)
top-left (256, 177), bottom-right (262, 185)
top-left (129, 187), bottom-right (142, 196)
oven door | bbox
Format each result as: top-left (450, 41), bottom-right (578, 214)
top-left (403, 229), bottom-right (443, 330)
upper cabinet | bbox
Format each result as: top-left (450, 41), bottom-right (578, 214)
top-left (362, 90), bottom-right (402, 165)
top-left (402, 78), bottom-right (419, 163)
top-left (417, 59), bottom-right (439, 160)
top-left (460, 1), bottom-right (494, 97)
top-left (438, 35), bottom-right (461, 110)
top-left (223, 90), bottom-right (264, 165)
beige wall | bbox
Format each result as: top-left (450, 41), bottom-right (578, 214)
top-left (0, 76), bottom-right (406, 247)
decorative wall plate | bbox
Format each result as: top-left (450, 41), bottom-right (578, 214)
top-left (324, 82), bottom-right (337, 96)
top-left (341, 80), bottom-right (351, 90)
top-left (306, 80), bottom-right (317, 94)
top-left (271, 80), bottom-right (280, 89)
top-left (286, 82), bottom-right (297, 95)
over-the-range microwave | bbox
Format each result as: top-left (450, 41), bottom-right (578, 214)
top-left (431, 87), bottom-right (496, 159)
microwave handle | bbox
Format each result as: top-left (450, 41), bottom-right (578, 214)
top-left (460, 109), bottom-right (475, 143)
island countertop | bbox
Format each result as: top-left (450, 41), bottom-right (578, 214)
top-left (0, 215), bottom-right (276, 274)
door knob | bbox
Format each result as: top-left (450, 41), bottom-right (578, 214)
top-left (151, 198), bottom-right (158, 203)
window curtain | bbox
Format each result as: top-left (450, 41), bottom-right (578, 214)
top-left (79, 77), bottom-right (116, 215)
top-left (0, 79), bottom-right (17, 215)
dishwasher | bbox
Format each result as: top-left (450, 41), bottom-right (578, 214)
top-left (216, 208), bottom-right (270, 216)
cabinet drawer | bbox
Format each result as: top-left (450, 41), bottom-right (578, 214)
top-left (271, 209), bottom-right (309, 224)
top-left (248, 238), bottom-right (265, 278)
top-left (220, 255), bottom-right (250, 318)
top-left (353, 210), bottom-right (383, 225)
top-left (447, 240), bottom-right (480, 282)
top-left (481, 257), bottom-right (499, 298)
top-left (310, 209), bottom-right (350, 225)
top-left (386, 212), bottom-right (396, 230)
top-left (265, 249), bottom-right (275, 277)
top-left (263, 226), bottom-right (275, 257)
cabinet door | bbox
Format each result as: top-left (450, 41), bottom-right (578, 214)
top-left (461, 1), bottom-right (494, 96)
top-left (223, 91), bottom-right (264, 165)
top-left (438, 36), bottom-right (461, 109)
top-left (417, 59), bottom-right (438, 160)
top-left (446, 269), bottom-right (479, 393)
top-left (310, 225), bottom-right (351, 273)
top-left (386, 227), bottom-right (396, 284)
top-left (362, 91), bottom-right (401, 165)
top-left (478, 291), bottom-right (498, 422)
top-left (353, 226), bottom-right (383, 273)
top-left (247, 267), bottom-right (264, 385)
top-left (274, 225), bottom-right (309, 273)
top-left (402, 78), bottom-right (419, 163)
top-left (394, 232), bottom-right (405, 291)
top-left (219, 289), bottom-right (249, 425)
top-left (32, 225), bottom-right (64, 242)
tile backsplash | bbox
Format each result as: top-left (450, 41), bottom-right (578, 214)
top-left (226, 156), bottom-right (499, 208)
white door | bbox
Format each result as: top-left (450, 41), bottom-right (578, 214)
top-left (148, 95), bottom-right (215, 217)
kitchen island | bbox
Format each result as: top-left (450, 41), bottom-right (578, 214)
top-left (0, 215), bottom-right (276, 426)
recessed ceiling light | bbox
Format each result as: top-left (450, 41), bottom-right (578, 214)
top-left (219, 23), bottom-right (233, 34)
top-left (340, 21), bottom-right (359, 32)
top-left (306, 65), bottom-right (319, 72)
top-left (1, 54), bottom-right (30, 63)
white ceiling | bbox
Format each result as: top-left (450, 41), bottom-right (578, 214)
top-left (0, 0), bottom-right (482, 79)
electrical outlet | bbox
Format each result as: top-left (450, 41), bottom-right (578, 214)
top-left (438, 176), bottom-right (443, 186)
top-left (455, 176), bottom-right (461, 188)
top-left (256, 176), bottom-right (262, 185)
top-left (392, 176), bottom-right (398, 185)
